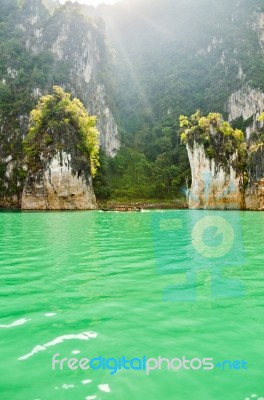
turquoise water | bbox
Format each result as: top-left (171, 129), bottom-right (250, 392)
top-left (0, 210), bottom-right (263, 400)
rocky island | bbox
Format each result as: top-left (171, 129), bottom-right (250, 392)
top-left (181, 112), bottom-right (264, 210)
top-left (22, 86), bottom-right (99, 210)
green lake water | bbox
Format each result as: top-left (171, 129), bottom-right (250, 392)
top-left (0, 210), bottom-right (263, 400)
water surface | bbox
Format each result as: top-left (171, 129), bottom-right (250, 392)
top-left (0, 210), bottom-right (263, 400)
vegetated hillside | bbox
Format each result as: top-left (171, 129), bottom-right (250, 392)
top-left (0, 0), bottom-right (118, 206)
top-left (99, 0), bottom-right (264, 126)
top-left (90, 0), bottom-right (264, 199)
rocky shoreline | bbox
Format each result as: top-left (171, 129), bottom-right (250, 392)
top-left (98, 199), bottom-right (188, 211)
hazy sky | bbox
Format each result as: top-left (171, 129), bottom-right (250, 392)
top-left (58, 0), bottom-right (120, 6)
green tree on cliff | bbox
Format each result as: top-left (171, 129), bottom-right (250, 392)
top-left (258, 112), bottom-right (264, 121)
top-left (23, 86), bottom-right (100, 177)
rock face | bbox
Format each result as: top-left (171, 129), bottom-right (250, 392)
top-left (187, 143), bottom-right (243, 210)
top-left (225, 45), bottom-right (264, 211)
top-left (89, 85), bottom-right (120, 157)
top-left (227, 86), bottom-right (264, 138)
top-left (245, 178), bottom-right (264, 211)
top-left (186, 142), bottom-right (264, 211)
top-left (0, 0), bottom-right (120, 208)
top-left (226, 11), bottom-right (264, 139)
top-left (25, 1), bottom-right (120, 157)
top-left (245, 145), bottom-right (264, 211)
top-left (22, 152), bottom-right (97, 210)
top-left (256, 12), bottom-right (264, 50)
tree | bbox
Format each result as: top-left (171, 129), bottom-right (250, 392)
top-left (23, 86), bottom-right (100, 177)
top-left (258, 112), bottom-right (264, 123)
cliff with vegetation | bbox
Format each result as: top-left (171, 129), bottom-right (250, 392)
top-left (0, 0), bottom-right (119, 208)
top-left (22, 86), bottom-right (99, 210)
top-left (180, 112), bottom-right (264, 210)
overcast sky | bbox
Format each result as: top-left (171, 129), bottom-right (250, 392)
top-left (58, 0), bottom-right (120, 6)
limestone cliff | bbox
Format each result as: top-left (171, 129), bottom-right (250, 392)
top-left (0, 0), bottom-right (120, 208)
top-left (182, 112), bottom-right (264, 211)
top-left (22, 152), bottom-right (97, 210)
top-left (245, 178), bottom-right (264, 210)
top-left (245, 144), bottom-right (264, 210)
top-left (88, 85), bottom-right (120, 157)
top-left (186, 141), bottom-right (264, 211)
top-left (224, 53), bottom-right (264, 209)
top-left (187, 142), bottom-right (243, 210)
top-left (186, 8), bottom-right (264, 211)
top-left (256, 11), bottom-right (264, 51)
top-left (226, 10), bottom-right (264, 138)
top-left (23, 1), bottom-right (120, 157)
top-left (227, 86), bottom-right (264, 138)
top-left (21, 86), bottom-right (98, 210)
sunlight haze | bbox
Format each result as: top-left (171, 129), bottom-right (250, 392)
top-left (58, 0), bottom-right (120, 6)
